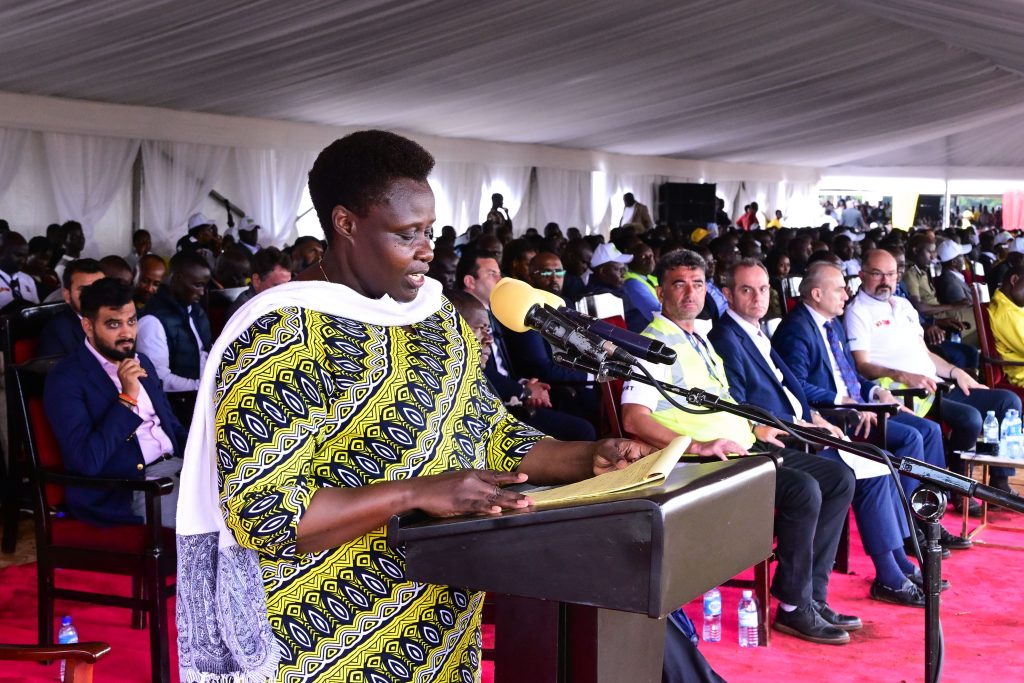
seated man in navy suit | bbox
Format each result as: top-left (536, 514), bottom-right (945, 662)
top-left (43, 278), bottom-right (188, 528)
top-left (772, 260), bottom-right (970, 554)
top-left (709, 258), bottom-right (934, 607)
top-left (36, 258), bottom-right (105, 357)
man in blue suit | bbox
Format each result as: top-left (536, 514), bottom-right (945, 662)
top-left (44, 278), bottom-right (188, 528)
top-left (36, 258), bottom-right (105, 357)
top-left (772, 261), bottom-right (971, 554)
top-left (710, 258), bottom-right (932, 607)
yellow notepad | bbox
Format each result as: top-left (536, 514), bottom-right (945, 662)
top-left (526, 435), bottom-right (692, 506)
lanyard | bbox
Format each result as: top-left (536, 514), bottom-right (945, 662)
top-left (682, 329), bottom-right (726, 389)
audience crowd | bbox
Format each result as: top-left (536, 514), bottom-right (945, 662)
top-left (5, 193), bottom-right (1023, 648)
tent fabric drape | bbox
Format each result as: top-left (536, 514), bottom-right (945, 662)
top-left (1003, 192), bottom-right (1024, 230)
top-left (531, 168), bottom-right (593, 231)
top-left (142, 140), bottom-right (229, 255)
top-left (232, 148), bottom-right (316, 247)
top-left (0, 127), bottom-right (29, 200)
top-left (42, 131), bottom-right (140, 241)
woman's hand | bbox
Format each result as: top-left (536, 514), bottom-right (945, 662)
top-left (591, 439), bottom-right (656, 475)
top-left (413, 469), bottom-right (531, 516)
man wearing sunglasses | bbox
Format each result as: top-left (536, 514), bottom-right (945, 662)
top-left (502, 252), bottom-right (600, 419)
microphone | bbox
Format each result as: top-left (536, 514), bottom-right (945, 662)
top-left (490, 278), bottom-right (676, 366)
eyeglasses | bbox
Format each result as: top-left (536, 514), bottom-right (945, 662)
top-left (864, 269), bottom-right (898, 280)
top-left (532, 269), bottom-right (566, 277)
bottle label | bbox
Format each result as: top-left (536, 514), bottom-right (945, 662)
top-left (738, 609), bottom-right (758, 627)
top-left (704, 595), bottom-right (721, 616)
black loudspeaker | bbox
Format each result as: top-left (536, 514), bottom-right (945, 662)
top-left (914, 195), bottom-right (943, 224)
top-left (657, 183), bottom-right (717, 225)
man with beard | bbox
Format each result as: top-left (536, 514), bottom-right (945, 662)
top-left (290, 235), bottom-right (324, 273)
top-left (846, 249), bottom-right (1020, 500)
top-left (43, 278), bottom-right (188, 528)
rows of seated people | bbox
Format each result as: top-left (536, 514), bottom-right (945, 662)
top-left (439, 217), bottom-right (1023, 645)
top-left (7, 206), bottom-right (1024, 647)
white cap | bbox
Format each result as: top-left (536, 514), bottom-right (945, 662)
top-left (936, 239), bottom-right (971, 262)
top-left (836, 229), bottom-right (865, 242)
top-left (1010, 237), bottom-right (1024, 254)
top-left (187, 212), bottom-right (214, 231)
top-left (239, 217), bottom-right (260, 232)
top-left (590, 243), bottom-right (633, 269)
top-left (995, 231), bottom-right (1013, 246)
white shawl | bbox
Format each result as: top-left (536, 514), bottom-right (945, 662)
top-left (175, 278), bottom-right (443, 682)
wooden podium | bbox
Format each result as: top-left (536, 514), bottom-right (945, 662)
top-left (388, 456), bottom-right (777, 683)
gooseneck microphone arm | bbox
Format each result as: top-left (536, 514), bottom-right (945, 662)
top-left (556, 350), bottom-right (1024, 513)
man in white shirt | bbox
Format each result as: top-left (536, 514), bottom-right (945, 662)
top-left (846, 249), bottom-right (1020, 496)
top-left (0, 232), bottom-right (40, 310)
top-left (236, 217), bottom-right (262, 255)
top-left (42, 278), bottom-right (188, 528)
top-left (136, 251), bottom-right (213, 426)
top-left (619, 192), bottom-right (653, 231)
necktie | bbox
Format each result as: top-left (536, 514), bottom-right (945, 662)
top-left (824, 320), bottom-right (861, 400)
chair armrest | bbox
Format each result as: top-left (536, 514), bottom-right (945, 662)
top-left (0, 642), bottom-right (111, 663)
top-left (812, 402), bottom-right (899, 417)
top-left (981, 356), bottom-right (1024, 367)
top-left (39, 471), bottom-right (175, 496)
top-left (890, 380), bottom-right (953, 400)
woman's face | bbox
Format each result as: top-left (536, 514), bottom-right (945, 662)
top-left (332, 179), bottom-right (436, 302)
top-left (776, 255), bottom-right (791, 277)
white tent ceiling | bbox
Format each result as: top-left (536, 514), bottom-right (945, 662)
top-left (3, 0), bottom-right (1024, 169)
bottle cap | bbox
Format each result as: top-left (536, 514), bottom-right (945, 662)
top-left (61, 616), bottom-right (72, 626)
top-left (742, 590), bottom-right (753, 599)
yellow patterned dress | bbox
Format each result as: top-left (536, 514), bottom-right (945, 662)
top-left (214, 301), bottom-right (544, 682)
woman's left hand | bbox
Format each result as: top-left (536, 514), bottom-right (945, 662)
top-left (592, 438), bottom-right (656, 475)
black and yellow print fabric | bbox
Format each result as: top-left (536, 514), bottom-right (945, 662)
top-left (214, 301), bottom-right (544, 682)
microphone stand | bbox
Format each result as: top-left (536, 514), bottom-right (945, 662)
top-left (554, 350), bottom-right (1024, 683)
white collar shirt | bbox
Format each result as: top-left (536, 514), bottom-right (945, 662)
top-left (725, 309), bottom-right (803, 419)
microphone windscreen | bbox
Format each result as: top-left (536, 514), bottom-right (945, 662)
top-left (489, 278), bottom-right (563, 332)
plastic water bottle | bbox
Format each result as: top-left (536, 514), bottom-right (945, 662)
top-left (1000, 409), bottom-right (1013, 458)
top-left (1011, 411), bottom-right (1024, 460)
top-left (57, 615), bottom-right (78, 682)
top-left (702, 587), bottom-right (722, 642)
top-left (738, 590), bottom-right (760, 647)
top-left (984, 410), bottom-right (1000, 444)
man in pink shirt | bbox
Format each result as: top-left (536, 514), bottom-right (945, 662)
top-left (44, 278), bottom-right (189, 528)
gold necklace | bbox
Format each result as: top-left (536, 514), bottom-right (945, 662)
top-left (318, 258), bottom-right (332, 283)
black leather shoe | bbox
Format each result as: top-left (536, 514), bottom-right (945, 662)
top-left (905, 568), bottom-right (951, 591)
top-left (953, 496), bottom-right (982, 517)
top-left (812, 600), bottom-right (862, 631)
top-left (870, 579), bottom-right (926, 607)
top-left (905, 533), bottom-right (950, 559)
top-left (773, 604), bottom-right (850, 644)
top-left (938, 526), bottom-right (972, 550)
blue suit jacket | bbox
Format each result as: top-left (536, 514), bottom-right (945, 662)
top-left (708, 312), bottom-right (811, 421)
top-left (36, 306), bottom-right (84, 358)
top-left (43, 342), bottom-right (188, 526)
top-left (771, 304), bottom-right (875, 406)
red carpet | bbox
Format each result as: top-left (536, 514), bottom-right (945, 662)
top-left (1, 509), bottom-right (1023, 682)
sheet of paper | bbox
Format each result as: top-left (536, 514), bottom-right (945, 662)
top-left (526, 435), bottom-right (692, 506)
top-left (837, 449), bottom-right (891, 479)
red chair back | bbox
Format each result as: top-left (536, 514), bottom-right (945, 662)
top-left (26, 397), bottom-right (65, 508)
top-left (597, 315), bottom-right (628, 438)
top-left (972, 287), bottom-right (1006, 387)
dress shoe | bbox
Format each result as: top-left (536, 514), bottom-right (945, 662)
top-left (812, 600), bottom-right (862, 631)
top-left (905, 567), bottom-right (951, 591)
top-left (904, 533), bottom-right (950, 559)
top-left (870, 579), bottom-right (926, 607)
top-left (773, 604), bottom-right (850, 645)
top-left (953, 496), bottom-right (982, 517)
top-left (937, 525), bottom-right (972, 550)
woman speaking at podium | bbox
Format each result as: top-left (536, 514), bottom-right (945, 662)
top-left (175, 130), bottom-right (678, 682)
